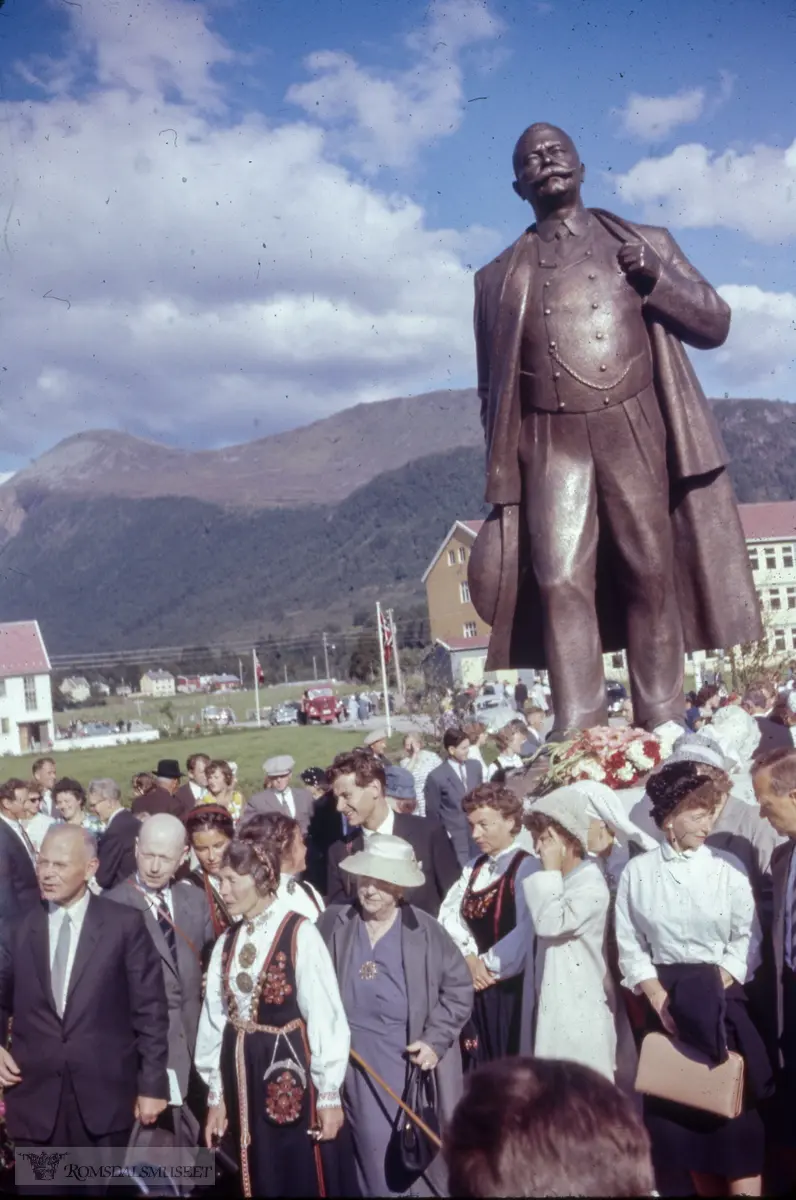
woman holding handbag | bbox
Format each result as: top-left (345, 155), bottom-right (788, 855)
top-left (615, 758), bottom-right (772, 1197)
top-left (318, 834), bottom-right (473, 1197)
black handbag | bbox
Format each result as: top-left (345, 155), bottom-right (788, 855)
top-left (392, 1065), bottom-right (441, 1176)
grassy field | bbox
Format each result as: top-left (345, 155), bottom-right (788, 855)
top-left (11, 725), bottom-right (410, 799)
top-left (55, 683), bottom-right (366, 732)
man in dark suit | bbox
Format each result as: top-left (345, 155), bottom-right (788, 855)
top-left (424, 728), bottom-right (483, 867)
top-left (326, 751), bottom-right (460, 915)
top-left (105, 812), bottom-right (214, 1142)
top-left (240, 754), bottom-right (314, 835)
top-left (131, 760), bottom-right (186, 820)
top-left (0, 780), bottom-right (39, 919)
top-left (0, 824), bottom-right (169, 1158)
top-left (173, 753), bottom-right (210, 820)
top-left (753, 747), bottom-right (796, 1154)
top-left (88, 778), bottom-right (140, 891)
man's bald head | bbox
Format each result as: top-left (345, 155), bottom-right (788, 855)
top-left (136, 812), bottom-right (187, 891)
top-left (37, 824), bottom-right (98, 906)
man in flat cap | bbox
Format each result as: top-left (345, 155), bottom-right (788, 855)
top-left (239, 754), bottom-right (314, 835)
top-left (363, 727), bottom-right (390, 764)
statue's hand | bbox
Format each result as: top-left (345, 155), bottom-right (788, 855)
top-left (618, 241), bottom-right (662, 290)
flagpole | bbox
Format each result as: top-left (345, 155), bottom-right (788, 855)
top-left (376, 601), bottom-right (392, 738)
top-left (252, 647), bottom-right (261, 727)
top-left (389, 608), bottom-right (404, 700)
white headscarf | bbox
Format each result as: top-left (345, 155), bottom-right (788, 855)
top-left (570, 779), bottom-right (658, 852)
top-left (701, 704), bottom-right (761, 771)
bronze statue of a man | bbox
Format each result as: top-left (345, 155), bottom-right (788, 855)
top-left (468, 123), bottom-right (761, 735)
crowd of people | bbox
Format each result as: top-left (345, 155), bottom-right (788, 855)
top-left (2, 679), bottom-right (796, 1196)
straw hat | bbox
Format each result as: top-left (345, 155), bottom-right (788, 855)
top-left (341, 833), bottom-right (425, 889)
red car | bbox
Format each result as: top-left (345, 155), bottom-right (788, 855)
top-left (300, 686), bottom-right (344, 725)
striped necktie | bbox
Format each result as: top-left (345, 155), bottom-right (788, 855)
top-left (154, 890), bottom-right (178, 964)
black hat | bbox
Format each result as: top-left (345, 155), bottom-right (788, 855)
top-left (153, 758), bottom-right (184, 780)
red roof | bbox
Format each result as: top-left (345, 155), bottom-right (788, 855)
top-left (738, 502), bottom-right (796, 541)
top-left (0, 621), bottom-right (51, 679)
top-left (438, 636), bottom-right (491, 651)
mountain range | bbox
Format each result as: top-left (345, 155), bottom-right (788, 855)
top-left (1, 390), bottom-right (795, 658)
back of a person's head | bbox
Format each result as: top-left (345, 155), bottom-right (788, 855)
top-left (444, 1058), bottom-right (654, 1198)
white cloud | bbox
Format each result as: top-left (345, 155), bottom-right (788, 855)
top-left (612, 139), bottom-right (796, 241)
top-left (616, 87), bottom-right (706, 142)
top-left (0, 0), bottom-right (501, 464)
top-left (286, 0), bottom-right (504, 171)
top-left (709, 285), bottom-right (796, 400)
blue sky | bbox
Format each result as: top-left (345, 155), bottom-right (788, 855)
top-left (0, 0), bottom-right (793, 471)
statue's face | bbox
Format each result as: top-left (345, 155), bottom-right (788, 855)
top-left (512, 124), bottom-right (583, 210)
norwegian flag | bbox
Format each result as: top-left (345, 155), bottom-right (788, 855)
top-left (254, 652), bottom-right (265, 685)
top-left (380, 608), bottom-right (394, 665)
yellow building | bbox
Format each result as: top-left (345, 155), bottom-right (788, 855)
top-left (422, 519), bottom-right (489, 645)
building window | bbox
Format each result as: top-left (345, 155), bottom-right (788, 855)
top-left (23, 676), bottom-right (36, 712)
top-left (788, 587), bottom-right (796, 610)
top-left (458, 546), bottom-right (467, 563)
top-left (770, 587), bottom-right (782, 611)
top-left (784, 545), bottom-right (795, 569)
top-left (0, 679), bottom-right (5, 698)
top-left (774, 629), bottom-right (787, 652)
top-left (765, 546), bottom-right (777, 570)
top-left (463, 622), bottom-right (477, 638)
top-left (460, 581), bottom-right (471, 603)
top-left (0, 718), bottom-right (8, 735)
top-left (447, 549), bottom-right (456, 566)
top-left (748, 548), bottom-right (759, 571)
top-left (791, 628), bottom-right (796, 651)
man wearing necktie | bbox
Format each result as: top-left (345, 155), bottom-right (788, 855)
top-left (424, 728), bottom-right (483, 868)
top-left (239, 754), bottom-right (314, 836)
top-left (468, 122), bottom-right (760, 737)
top-left (0, 778), bottom-right (40, 920)
top-left (105, 813), bottom-right (214, 1145)
top-left (0, 824), bottom-right (169, 1169)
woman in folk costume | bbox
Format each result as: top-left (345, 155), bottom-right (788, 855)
top-left (523, 787), bottom-right (620, 1082)
top-left (238, 812), bottom-right (325, 921)
top-left (184, 805), bottom-right (235, 942)
top-left (439, 783), bottom-right (537, 1067)
top-left (319, 834), bottom-right (472, 1198)
top-left (615, 759), bottom-right (771, 1197)
top-left (196, 835), bottom-right (354, 1198)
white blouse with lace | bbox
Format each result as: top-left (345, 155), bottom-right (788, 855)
top-left (195, 895), bottom-right (349, 1109)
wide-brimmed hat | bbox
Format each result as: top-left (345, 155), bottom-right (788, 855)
top-left (264, 754), bottom-right (295, 777)
top-left (153, 758), bottom-right (184, 780)
top-left (341, 833), bottom-right (425, 889)
top-left (364, 728), bottom-right (389, 747)
top-left (528, 786), bottom-right (592, 850)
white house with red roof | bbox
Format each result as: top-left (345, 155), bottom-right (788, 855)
top-left (0, 621), bottom-right (54, 754)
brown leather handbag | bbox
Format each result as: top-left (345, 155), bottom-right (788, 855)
top-left (635, 1031), bottom-right (745, 1119)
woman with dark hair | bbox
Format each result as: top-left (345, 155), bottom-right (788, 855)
top-left (439, 782), bottom-right (536, 1067)
top-left (202, 759), bottom-right (244, 823)
top-left (195, 835), bottom-right (351, 1198)
top-left (524, 787), bottom-right (620, 1081)
top-left (616, 759), bottom-right (771, 1197)
top-left (184, 805), bottom-right (235, 938)
top-left (239, 812), bottom-right (325, 920)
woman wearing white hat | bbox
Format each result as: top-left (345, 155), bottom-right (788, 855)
top-left (318, 834), bottom-right (473, 1198)
top-left (524, 788), bottom-right (621, 1083)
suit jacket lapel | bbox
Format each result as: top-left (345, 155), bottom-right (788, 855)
top-left (30, 902), bottom-right (57, 1015)
top-left (64, 895), bottom-right (104, 1014)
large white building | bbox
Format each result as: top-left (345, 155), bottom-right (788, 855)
top-left (0, 621), bottom-right (54, 754)
top-left (741, 501), bottom-right (796, 655)
top-left (140, 669), bottom-right (176, 697)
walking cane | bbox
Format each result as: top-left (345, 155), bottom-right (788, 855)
top-left (349, 1049), bottom-right (443, 1148)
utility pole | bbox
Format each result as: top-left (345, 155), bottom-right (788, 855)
top-left (322, 632), bottom-right (331, 680)
top-left (312, 655), bottom-right (318, 681)
top-left (237, 658), bottom-right (243, 686)
top-left (252, 647), bottom-right (261, 726)
top-left (389, 609), bottom-right (404, 699)
top-left (284, 663), bottom-right (288, 686)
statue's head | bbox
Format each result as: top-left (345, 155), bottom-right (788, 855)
top-left (512, 123), bottom-right (584, 216)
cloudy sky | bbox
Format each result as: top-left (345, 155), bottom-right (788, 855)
top-left (0, 0), bottom-right (793, 471)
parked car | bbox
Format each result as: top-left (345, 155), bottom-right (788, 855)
top-left (270, 701), bottom-right (301, 727)
top-left (300, 686), bottom-right (344, 725)
top-left (202, 705), bottom-right (236, 727)
top-left (605, 680), bottom-right (629, 714)
top-left (472, 693), bottom-right (519, 734)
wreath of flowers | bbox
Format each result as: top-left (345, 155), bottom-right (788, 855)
top-left (536, 726), bottom-right (663, 793)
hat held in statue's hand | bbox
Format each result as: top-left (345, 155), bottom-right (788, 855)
top-left (264, 754), bottom-right (295, 777)
top-left (364, 728), bottom-right (389, 747)
top-left (341, 833), bottom-right (426, 889)
top-left (153, 758), bottom-right (184, 779)
top-left (468, 506), bottom-right (504, 626)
